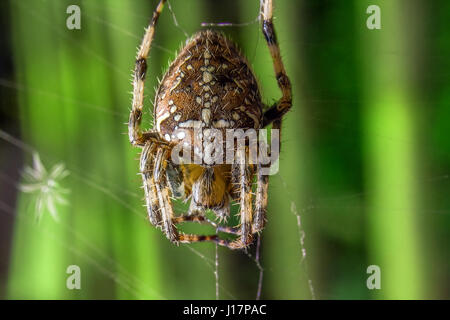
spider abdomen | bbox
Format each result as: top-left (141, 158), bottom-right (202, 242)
top-left (154, 30), bottom-right (263, 143)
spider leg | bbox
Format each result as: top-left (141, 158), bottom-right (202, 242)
top-left (173, 214), bottom-right (240, 235)
top-left (245, 0), bottom-right (286, 235)
top-left (260, 0), bottom-right (292, 129)
top-left (170, 215), bottom-right (235, 247)
top-left (253, 163), bottom-right (269, 233)
top-left (140, 142), bottom-right (162, 226)
top-left (178, 234), bottom-right (230, 247)
top-left (153, 147), bottom-right (179, 242)
top-left (129, 0), bottom-right (166, 147)
top-left (228, 148), bottom-right (255, 249)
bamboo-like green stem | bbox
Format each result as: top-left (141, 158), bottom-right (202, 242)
top-left (358, 0), bottom-right (426, 299)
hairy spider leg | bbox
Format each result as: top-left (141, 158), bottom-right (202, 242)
top-left (129, 0), bottom-right (166, 147)
top-left (140, 143), bottom-right (162, 226)
top-left (153, 148), bottom-right (179, 242)
top-left (172, 214), bottom-right (241, 235)
top-left (254, 163), bottom-right (269, 233)
top-left (228, 147), bottom-right (256, 249)
top-left (261, 0), bottom-right (292, 131)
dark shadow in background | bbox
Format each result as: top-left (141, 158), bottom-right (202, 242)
top-left (0, 0), bottom-right (23, 300)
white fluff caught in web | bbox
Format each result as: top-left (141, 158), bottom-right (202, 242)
top-left (20, 152), bottom-right (70, 222)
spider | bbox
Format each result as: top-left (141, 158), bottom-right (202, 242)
top-left (129, 0), bottom-right (291, 249)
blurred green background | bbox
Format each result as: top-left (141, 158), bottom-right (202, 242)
top-left (0, 0), bottom-right (449, 299)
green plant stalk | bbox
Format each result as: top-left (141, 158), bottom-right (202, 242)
top-left (104, 0), bottom-right (164, 299)
top-left (8, 0), bottom-right (70, 299)
top-left (358, 0), bottom-right (426, 299)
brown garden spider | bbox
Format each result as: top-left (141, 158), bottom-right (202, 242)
top-left (129, 0), bottom-right (291, 249)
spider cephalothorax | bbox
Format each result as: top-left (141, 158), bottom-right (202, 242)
top-left (129, 0), bottom-right (291, 249)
